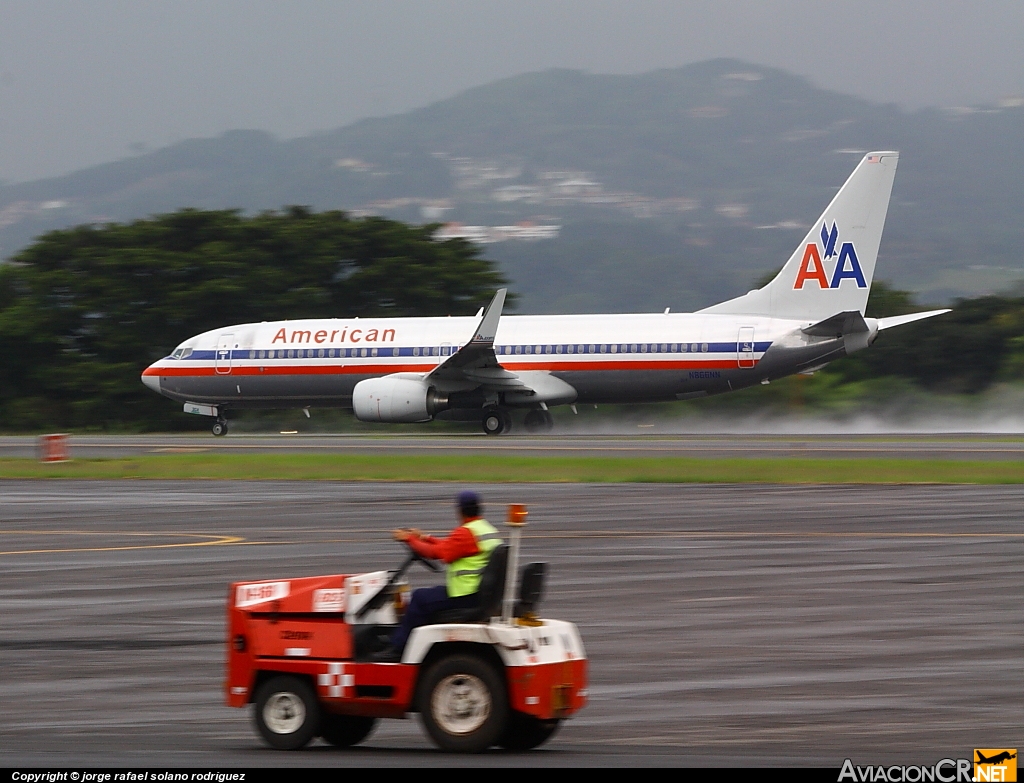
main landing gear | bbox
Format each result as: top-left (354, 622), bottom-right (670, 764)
top-left (523, 408), bottom-right (553, 433)
top-left (481, 407), bottom-right (513, 436)
top-left (212, 416), bottom-right (229, 437)
top-left (482, 407), bottom-right (553, 435)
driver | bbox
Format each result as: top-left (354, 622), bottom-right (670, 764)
top-left (374, 491), bottom-right (503, 662)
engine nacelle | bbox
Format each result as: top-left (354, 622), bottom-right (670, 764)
top-left (352, 375), bottom-right (449, 423)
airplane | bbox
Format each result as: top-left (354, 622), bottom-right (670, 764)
top-left (976, 752), bottom-right (1016, 765)
top-left (142, 151), bottom-right (949, 436)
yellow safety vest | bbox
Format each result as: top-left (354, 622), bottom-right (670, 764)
top-left (447, 518), bottom-right (502, 598)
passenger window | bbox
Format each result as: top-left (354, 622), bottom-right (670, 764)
top-left (371, 348), bottom-right (378, 357)
top-left (681, 344), bottom-right (688, 353)
top-left (702, 343), bottom-right (708, 352)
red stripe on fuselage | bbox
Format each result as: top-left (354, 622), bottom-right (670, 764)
top-left (144, 358), bottom-right (753, 377)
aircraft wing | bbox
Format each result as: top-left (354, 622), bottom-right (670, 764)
top-left (427, 289), bottom-right (527, 390)
top-left (426, 289), bottom-right (577, 404)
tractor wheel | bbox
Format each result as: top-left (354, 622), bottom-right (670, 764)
top-left (418, 653), bottom-right (508, 752)
top-left (254, 675), bottom-right (320, 750)
top-left (498, 711), bottom-right (561, 751)
top-left (320, 714), bottom-right (377, 748)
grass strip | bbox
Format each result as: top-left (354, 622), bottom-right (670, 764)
top-left (2, 454), bottom-right (1024, 483)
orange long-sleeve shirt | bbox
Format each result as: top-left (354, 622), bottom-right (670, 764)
top-left (406, 521), bottom-right (481, 564)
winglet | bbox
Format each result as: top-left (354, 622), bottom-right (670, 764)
top-left (469, 288), bottom-right (506, 346)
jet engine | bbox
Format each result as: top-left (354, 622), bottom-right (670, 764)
top-left (352, 375), bottom-right (450, 423)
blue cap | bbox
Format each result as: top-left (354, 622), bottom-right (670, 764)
top-left (457, 490), bottom-right (481, 511)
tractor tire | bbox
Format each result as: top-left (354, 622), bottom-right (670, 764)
top-left (254, 675), bottom-right (320, 750)
top-left (320, 714), bottom-right (377, 748)
top-left (418, 653), bottom-right (508, 752)
top-left (498, 711), bottom-right (561, 751)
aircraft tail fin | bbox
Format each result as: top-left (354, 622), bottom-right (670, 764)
top-left (700, 151), bottom-right (899, 322)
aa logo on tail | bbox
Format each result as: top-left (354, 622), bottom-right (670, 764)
top-left (793, 222), bottom-right (867, 290)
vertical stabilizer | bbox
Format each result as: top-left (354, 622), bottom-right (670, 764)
top-left (700, 151), bottom-right (899, 322)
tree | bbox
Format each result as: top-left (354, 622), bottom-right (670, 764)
top-left (0, 208), bottom-right (508, 430)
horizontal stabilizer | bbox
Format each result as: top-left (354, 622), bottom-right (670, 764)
top-left (876, 309), bottom-right (951, 331)
top-left (802, 310), bottom-right (869, 338)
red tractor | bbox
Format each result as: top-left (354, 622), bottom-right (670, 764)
top-left (225, 505), bottom-right (587, 752)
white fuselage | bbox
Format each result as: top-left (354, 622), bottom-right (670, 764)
top-left (142, 311), bottom-right (851, 409)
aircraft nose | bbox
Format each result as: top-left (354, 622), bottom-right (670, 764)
top-left (141, 368), bottom-right (161, 393)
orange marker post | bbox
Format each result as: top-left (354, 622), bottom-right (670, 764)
top-left (502, 504), bottom-right (529, 623)
top-left (38, 434), bottom-right (70, 463)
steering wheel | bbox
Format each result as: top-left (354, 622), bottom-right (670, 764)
top-left (410, 548), bottom-right (441, 572)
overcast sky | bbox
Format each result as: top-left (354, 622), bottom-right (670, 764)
top-left (1, 0), bottom-right (1022, 183)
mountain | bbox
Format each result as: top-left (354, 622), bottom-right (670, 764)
top-left (2, 59), bottom-right (1022, 312)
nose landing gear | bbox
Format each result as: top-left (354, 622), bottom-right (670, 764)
top-left (212, 416), bottom-right (229, 437)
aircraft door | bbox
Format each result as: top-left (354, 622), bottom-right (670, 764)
top-left (737, 327), bottom-right (755, 369)
top-left (215, 333), bottom-right (234, 375)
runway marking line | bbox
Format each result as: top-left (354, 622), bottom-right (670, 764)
top-left (4, 528), bottom-right (1018, 555)
top-left (66, 442), bottom-right (1024, 454)
top-left (0, 529), bottom-right (245, 555)
top-left (211, 530), bottom-right (1024, 548)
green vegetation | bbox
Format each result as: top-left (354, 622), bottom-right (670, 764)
top-left (0, 208), bottom-right (506, 431)
top-left (3, 453), bottom-right (1023, 483)
top-left (673, 282), bottom-right (1024, 419)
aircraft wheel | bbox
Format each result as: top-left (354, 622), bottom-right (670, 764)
top-left (482, 409), bottom-right (505, 435)
top-left (319, 714), bottom-right (377, 748)
top-left (212, 419), bottom-right (228, 437)
top-left (497, 711), bottom-right (561, 751)
top-left (418, 653), bottom-right (508, 752)
top-left (500, 408), bottom-right (513, 433)
top-left (254, 675), bottom-right (320, 750)
top-left (523, 409), bottom-right (553, 433)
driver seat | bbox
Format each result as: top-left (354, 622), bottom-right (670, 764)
top-left (429, 544), bottom-right (508, 624)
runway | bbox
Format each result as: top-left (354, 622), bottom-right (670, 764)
top-left (1, 481), bottom-right (1021, 767)
top-left (3, 432), bottom-right (1024, 460)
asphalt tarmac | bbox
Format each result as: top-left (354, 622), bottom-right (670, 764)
top-left (3, 432), bottom-right (1024, 460)
top-left (1, 481), bottom-right (1021, 767)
